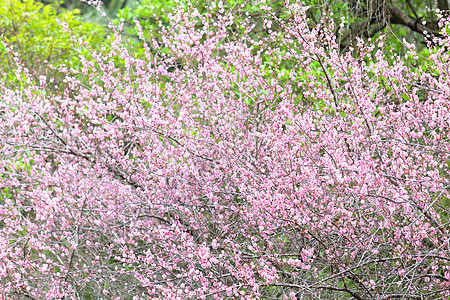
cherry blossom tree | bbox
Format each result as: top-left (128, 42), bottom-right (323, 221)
top-left (1, 1), bottom-right (450, 299)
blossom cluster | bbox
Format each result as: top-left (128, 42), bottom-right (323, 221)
top-left (0, 1), bottom-right (450, 299)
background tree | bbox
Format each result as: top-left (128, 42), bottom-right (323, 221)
top-left (0, 0), bottom-right (108, 92)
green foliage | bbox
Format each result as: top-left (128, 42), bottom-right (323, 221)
top-left (0, 0), bottom-right (106, 88)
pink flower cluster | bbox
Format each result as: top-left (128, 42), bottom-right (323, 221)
top-left (0, 1), bottom-right (450, 299)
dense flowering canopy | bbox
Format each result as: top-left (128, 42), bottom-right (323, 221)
top-left (1, 1), bottom-right (450, 299)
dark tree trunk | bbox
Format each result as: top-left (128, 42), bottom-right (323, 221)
top-left (438, 0), bottom-right (449, 11)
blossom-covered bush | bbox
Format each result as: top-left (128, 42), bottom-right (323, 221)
top-left (1, 1), bottom-right (450, 299)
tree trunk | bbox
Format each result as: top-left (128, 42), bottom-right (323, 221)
top-left (438, 0), bottom-right (449, 11)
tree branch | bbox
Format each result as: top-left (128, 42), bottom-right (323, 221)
top-left (387, 5), bottom-right (442, 41)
